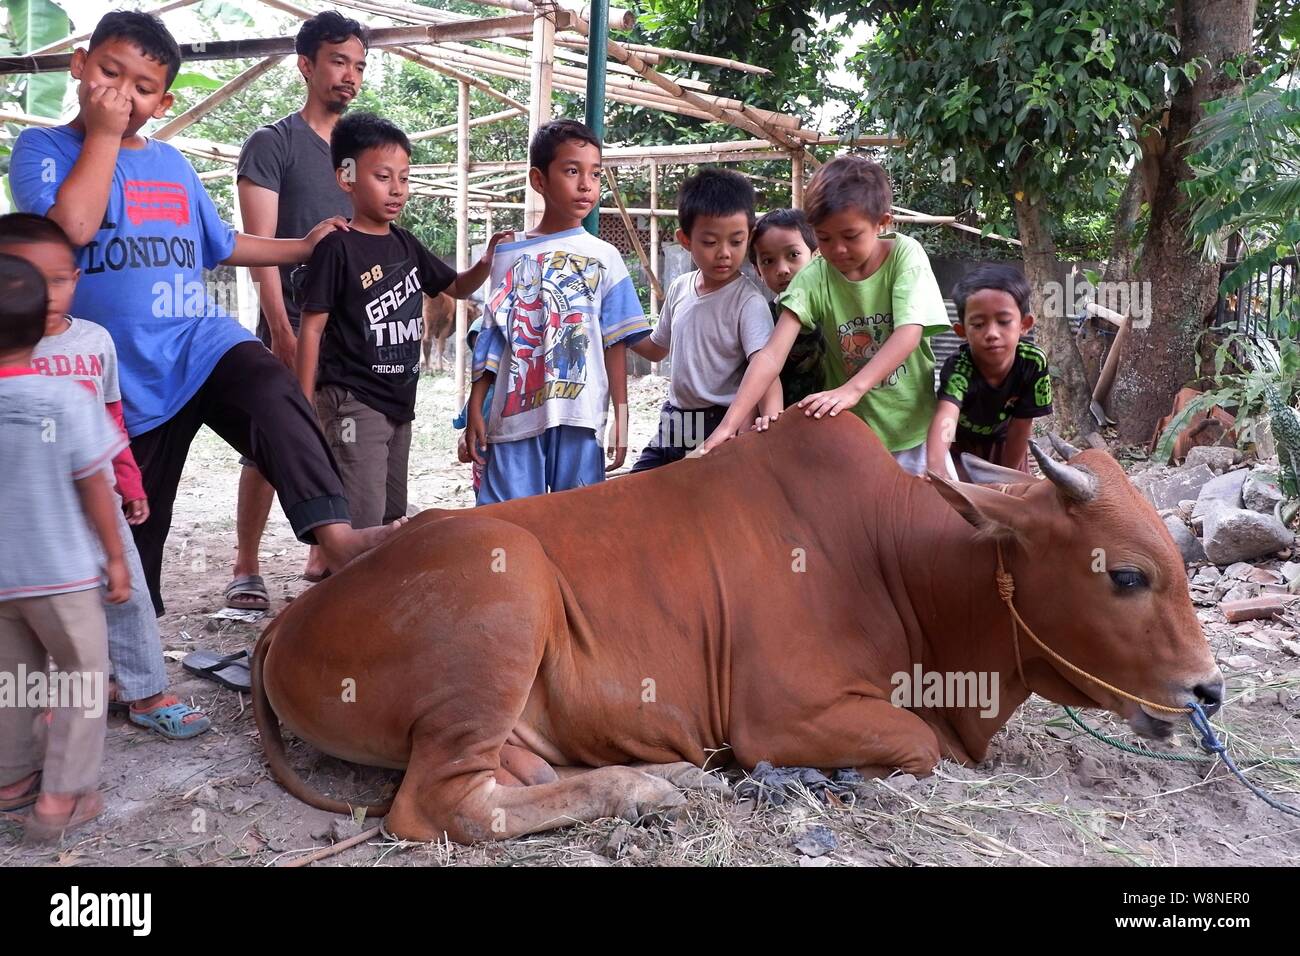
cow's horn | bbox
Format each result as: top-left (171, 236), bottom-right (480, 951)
top-left (1030, 440), bottom-right (1097, 502)
top-left (1049, 433), bottom-right (1083, 460)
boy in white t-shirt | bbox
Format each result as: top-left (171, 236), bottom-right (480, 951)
top-left (630, 168), bottom-right (780, 471)
top-left (467, 120), bottom-right (650, 503)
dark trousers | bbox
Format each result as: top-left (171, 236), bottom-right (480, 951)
top-left (129, 342), bottom-right (350, 615)
top-left (630, 401), bottom-right (729, 473)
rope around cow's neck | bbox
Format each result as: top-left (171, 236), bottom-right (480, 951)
top-left (993, 541), bottom-right (1187, 715)
top-left (994, 540), bottom-right (1300, 819)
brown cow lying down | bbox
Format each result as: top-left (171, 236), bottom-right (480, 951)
top-left (253, 412), bottom-right (1223, 843)
top-left (421, 293), bottom-right (482, 374)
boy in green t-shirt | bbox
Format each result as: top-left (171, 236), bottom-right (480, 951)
top-left (698, 156), bottom-right (954, 477)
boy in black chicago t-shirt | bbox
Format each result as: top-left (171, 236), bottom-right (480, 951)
top-left (297, 113), bottom-right (509, 526)
top-left (925, 264), bottom-right (1053, 479)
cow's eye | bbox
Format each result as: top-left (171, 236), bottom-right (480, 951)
top-left (1109, 569), bottom-right (1149, 591)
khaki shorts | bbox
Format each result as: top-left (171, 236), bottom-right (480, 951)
top-left (314, 385), bottom-right (412, 528)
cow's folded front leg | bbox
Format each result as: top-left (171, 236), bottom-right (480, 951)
top-left (733, 694), bottom-right (942, 778)
top-left (387, 753), bottom-right (685, 843)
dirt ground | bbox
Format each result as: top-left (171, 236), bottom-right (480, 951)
top-left (3, 373), bottom-right (1299, 867)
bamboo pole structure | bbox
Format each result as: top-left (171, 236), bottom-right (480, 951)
top-left (254, 0), bottom-right (535, 114)
top-left (524, 7), bottom-right (555, 231)
top-left (456, 80), bottom-right (471, 407)
top-left (648, 161), bottom-right (659, 325)
top-left (791, 150), bottom-right (805, 209)
top-left (154, 56), bottom-right (285, 141)
top-left (409, 106), bottom-right (523, 141)
top-left (0, 14), bottom-right (559, 73)
top-left (553, 36), bottom-right (767, 74)
top-left (604, 167), bottom-right (661, 301)
top-left (30, 0), bottom-right (200, 55)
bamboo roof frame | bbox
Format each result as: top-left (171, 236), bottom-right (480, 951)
top-left (0, 0), bottom-right (1019, 404)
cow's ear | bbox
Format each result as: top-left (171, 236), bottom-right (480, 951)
top-left (928, 474), bottom-right (1033, 540)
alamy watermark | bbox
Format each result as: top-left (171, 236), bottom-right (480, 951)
top-left (890, 665), bottom-right (999, 718)
top-left (0, 664), bottom-right (104, 719)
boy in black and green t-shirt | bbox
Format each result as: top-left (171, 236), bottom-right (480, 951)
top-left (926, 265), bottom-right (1053, 478)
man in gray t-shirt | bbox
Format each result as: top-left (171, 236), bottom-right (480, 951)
top-left (226, 11), bottom-right (369, 608)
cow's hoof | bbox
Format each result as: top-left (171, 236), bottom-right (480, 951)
top-left (641, 762), bottom-right (732, 797)
top-left (615, 771), bottom-right (688, 826)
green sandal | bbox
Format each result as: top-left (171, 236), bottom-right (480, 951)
top-left (129, 697), bottom-right (211, 740)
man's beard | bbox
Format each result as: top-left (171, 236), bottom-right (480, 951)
top-left (326, 95), bottom-right (350, 115)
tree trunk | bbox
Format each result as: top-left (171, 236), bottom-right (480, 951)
top-left (1079, 165), bottom-right (1147, 387)
top-left (1014, 190), bottom-right (1093, 437)
top-left (1109, 0), bottom-right (1255, 444)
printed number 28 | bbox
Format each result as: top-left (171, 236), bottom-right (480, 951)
top-left (359, 264), bottom-right (384, 289)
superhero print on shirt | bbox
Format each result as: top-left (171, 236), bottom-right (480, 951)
top-left (490, 250), bottom-right (605, 418)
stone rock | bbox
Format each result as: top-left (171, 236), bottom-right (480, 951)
top-left (1223, 654), bottom-right (1260, 671)
top-left (328, 817), bottom-right (365, 843)
top-left (1223, 561), bottom-right (1257, 580)
top-left (1202, 508), bottom-right (1295, 565)
top-left (1219, 582), bottom-right (1258, 605)
top-left (1194, 469), bottom-right (1249, 518)
top-left (1282, 561), bottom-right (1300, 584)
top-left (1192, 566), bottom-right (1222, 586)
top-left (792, 825), bottom-right (838, 858)
top-left (1162, 514), bottom-right (1207, 565)
top-left (1141, 464), bottom-right (1217, 511)
top-left (1073, 754), bottom-right (1108, 788)
top-left (1245, 567), bottom-right (1283, 586)
top-left (1184, 445), bottom-right (1238, 474)
top-left (1178, 499), bottom-right (1199, 514)
top-left (1243, 468), bottom-right (1285, 514)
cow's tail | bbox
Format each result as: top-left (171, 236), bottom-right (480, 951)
top-left (251, 615), bottom-right (393, 818)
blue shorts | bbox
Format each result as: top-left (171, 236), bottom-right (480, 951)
top-left (477, 425), bottom-right (604, 505)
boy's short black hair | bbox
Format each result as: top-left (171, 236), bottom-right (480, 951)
top-left (677, 167), bottom-right (756, 237)
top-left (296, 10), bottom-right (369, 60)
top-left (951, 264), bottom-right (1032, 322)
top-left (89, 10), bottom-right (182, 87)
top-left (748, 208), bottom-right (817, 265)
top-left (0, 213), bottom-right (78, 256)
top-left (0, 253), bottom-right (49, 351)
top-left (331, 112), bottom-right (411, 170)
top-left (804, 155), bottom-right (892, 226)
top-left (529, 119), bottom-right (602, 173)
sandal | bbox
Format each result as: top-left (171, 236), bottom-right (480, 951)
top-left (128, 696), bottom-right (211, 740)
top-left (181, 649), bottom-right (252, 693)
top-left (224, 575), bottom-right (270, 612)
top-left (0, 771), bottom-right (42, 811)
top-left (23, 791), bottom-right (104, 844)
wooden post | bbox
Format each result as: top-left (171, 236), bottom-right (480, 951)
top-left (648, 161), bottom-right (659, 322)
top-left (455, 80), bottom-right (470, 409)
top-left (791, 149), bottom-right (805, 209)
top-left (524, 8), bottom-right (555, 231)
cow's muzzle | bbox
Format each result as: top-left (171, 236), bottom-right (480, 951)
top-left (1132, 677), bottom-right (1225, 739)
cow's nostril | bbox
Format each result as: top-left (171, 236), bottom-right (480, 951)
top-left (1193, 680), bottom-right (1224, 716)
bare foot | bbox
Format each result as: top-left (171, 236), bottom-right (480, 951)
top-left (315, 518), bottom-right (409, 573)
top-left (302, 544), bottom-right (329, 580)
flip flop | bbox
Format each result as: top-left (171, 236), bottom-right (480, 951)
top-left (128, 696), bottom-right (211, 740)
top-left (181, 649), bottom-right (252, 693)
top-left (0, 771), bottom-right (42, 811)
top-left (24, 791), bottom-right (104, 844)
top-left (224, 575), bottom-right (270, 611)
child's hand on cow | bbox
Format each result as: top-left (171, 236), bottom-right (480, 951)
top-left (751, 410), bottom-right (782, 432)
top-left (798, 382), bottom-right (865, 419)
top-left (123, 496), bottom-right (150, 526)
top-left (104, 555), bottom-right (131, 604)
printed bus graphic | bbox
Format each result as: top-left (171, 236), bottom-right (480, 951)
top-left (125, 180), bottom-right (190, 226)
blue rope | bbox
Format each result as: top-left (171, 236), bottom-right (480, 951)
top-left (1187, 702), bottom-right (1300, 820)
